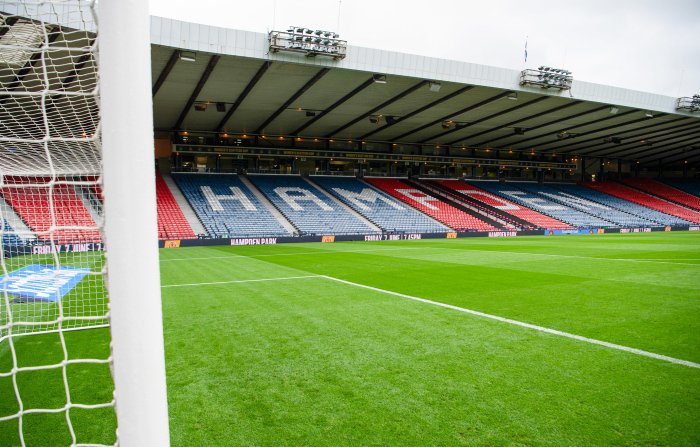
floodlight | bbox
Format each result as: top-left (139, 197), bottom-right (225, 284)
top-left (442, 120), bottom-right (453, 129)
top-left (645, 111), bottom-right (654, 118)
top-left (428, 81), bottom-right (441, 92)
top-left (369, 115), bottom-right (382, 124)
top-left (194, 102), bottom-right (207, 112)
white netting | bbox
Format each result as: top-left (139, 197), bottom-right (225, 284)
top-left (0, 1), bottom-right (116, 445)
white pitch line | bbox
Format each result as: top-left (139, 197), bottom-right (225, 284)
top-left (159, 246), bottom-right (425, 262)
top-left (321, 275), bottom-right (700, 369)
top-left (161, 275), bottom-right (322, 288)
top-left (160, 245), bottom-right (700, 267)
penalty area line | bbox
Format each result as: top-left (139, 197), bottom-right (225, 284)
top-left (320, 275), bottom-right (700, 370)
top-left (161, 275), bottom-right (322, 288)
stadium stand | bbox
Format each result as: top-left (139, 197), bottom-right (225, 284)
top-left (426, 179), bottom-right (573, 230)
top-left (583, 181), bottom-right (700, 224)
top-left (155, 172), bottom-right (197, 240)
top-left (0, 177), bottom-right (100, 243)
top-left (622, 178), bottom-right (700, 212)
top-left (514, 182), bottom-right (659, 227)
top-left (311, 176), bottom-right (449, 233)
top-left (554, 183), bottom-right (691, 227)
top-left (470, 181), bottom-right (616, 228)
top-left (364, 178), bottom-right (497, 231)
top-left (408, 180), bottom-right (512, 229)
top-left (663, 179), bottom-right (700, 199)
top-left (438, 180), bottom-right (573, 229)
top-left (173, 174), bottom-right (293, 238)
top-left (1, 219), bottom-right (23, 246)
top-left (248, 175), bottom-right (377, 236)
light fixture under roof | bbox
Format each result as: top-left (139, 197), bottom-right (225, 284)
top-left (179, 50), bottom-right (196, 62)
top-left (609, 106), bottom-right (619, 114)
top-left (645, 111), bottom-right (654, 118)
top-left (507, 92), bottom-right (518, 101)
top-left (372, 74), bottom-right (387, 84)
top-left (428, 81), bottom-right (441, 92)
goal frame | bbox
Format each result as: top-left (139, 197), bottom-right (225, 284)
top-left (99, 0), bottom-right (170, 445)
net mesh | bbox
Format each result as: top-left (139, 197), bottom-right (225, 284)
top-left (0, 1), bottom-right (116, 445)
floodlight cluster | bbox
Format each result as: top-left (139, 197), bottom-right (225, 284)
top-left (676, 94), bottom-right (700, 113)
top-left (269, 26), bottom-right (347, 60)
top-left (519, 66), bottom-right (573, 91)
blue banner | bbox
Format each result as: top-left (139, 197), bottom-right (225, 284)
top-left (0, 264), bottom-right (90, 302)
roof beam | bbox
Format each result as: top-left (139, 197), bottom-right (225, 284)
top-left (650, 148), bottom-right (700, 168)
top-left (357, 85), bottom-right (473, 140)
top-left (624, 134), bottom-right (700, 161)
top-left (639, 152), bottom-right (700, 169)
top-left (0, 16), bottom-right (18, 39)
top-left (0, 25), bottom-right (60, 106)
top-left (594, 127), bottom-right (700, 160)
top-left (422, 96), bottom-right (549, 145)
top-left (254, 67), bottom-right (329, 134)
top-left (216, 60), bottom-right (270, 132)
top-left (530, 114), bottom-right (672, 155)
top-left (152, 49), bottom-right (180, 97)
top-left (474, 104), bottom-right (610, 147)
top-left (445, 100), bottom-right (582, 146)
top-left (567, 118), bottom-right (695, 156)
top-left (392, 91), bottom-right (513, 141)
top-left (500, 109), bottom-right (642, 150)
top-left (324, 80), bottom-right (428, 138)
top-left (291, 76), bottom-right (376, 136)
top-left (582, 121), bottom-right (700, 157)
top-left (173, 54), bottom-right (220, 130)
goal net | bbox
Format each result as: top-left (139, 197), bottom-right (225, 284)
top-left (0, 1), bottom-right (168, 445)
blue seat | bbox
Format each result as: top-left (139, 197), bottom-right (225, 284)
top-left (172, 174), bottom-right (291, 238)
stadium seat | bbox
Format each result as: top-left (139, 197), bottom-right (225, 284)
top-left (248, 175), bottom-right (378, 236)
top-left (432, 179), bottom-right (572, 230)
top-left (583, 181), bottom-right (699, 225)
top-left (622, 178), bottom-right (700, 212)
top-left (155, 172), bottom-right (197, 240)
top-left (364, 178), bottom-right (497, 231)
top-left (0, 176), bottom-right (100, 243)
top-left (470, 181), bottom-right (616, 228)
top-left (312, 176), bottom-right (449, 233)
top-left (173, 173), bottom-right (293, 238)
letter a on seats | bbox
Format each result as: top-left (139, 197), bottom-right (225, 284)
top-left (274, 187), bottom-right (333, 211)
top-left (201, 186), bottom-right (257, 211)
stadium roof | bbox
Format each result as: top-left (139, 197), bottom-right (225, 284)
top-left (1, 8), bottom-right (698, 169)
top-left (149, 17), bottom-right (700, 169)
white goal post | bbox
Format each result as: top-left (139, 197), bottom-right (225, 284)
top-left (0, 0), bottom-right (169, 445)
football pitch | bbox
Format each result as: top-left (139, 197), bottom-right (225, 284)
top-left (2, 232), bottom-right (700, 446)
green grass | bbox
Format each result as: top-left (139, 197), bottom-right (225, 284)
top-left (2, 232), bottom-right (700, 445)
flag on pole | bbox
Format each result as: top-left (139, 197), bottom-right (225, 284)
top-left (524, 36), bottom-right (528, 63)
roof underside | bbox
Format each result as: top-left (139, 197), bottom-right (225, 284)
top-left (151, 45), bottom-right (700, 168)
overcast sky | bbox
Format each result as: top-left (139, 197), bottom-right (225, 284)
top-left (149, 0), bottom-right (700, 97)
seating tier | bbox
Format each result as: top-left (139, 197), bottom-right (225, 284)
top-left (312, 176), bottom-right (448, 233)
top-left (155, 172), bottom-right (196, 240)
top-left (173, 174), bottom-right (291, 238)
top-left (248, 175), bottom-right (376, 236)
top-left (364, 178), bottom-right (497, 231)
top-left (437, 180), bottom-right (573, 229)
top-left (583, 181), bottom-right (700, 224)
